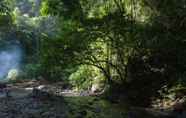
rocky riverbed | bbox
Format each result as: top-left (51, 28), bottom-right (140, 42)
top-left (0, 94), bottom-right (128, 118)
top-left (0, 80), bottom-right (179, 118)
top-left (0, 80), bottom-right (127, 118)
top-left (0, 97), bottom-right (67, 118)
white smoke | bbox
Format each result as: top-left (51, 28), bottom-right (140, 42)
top-left (0, 45), bottom-right (22, 80)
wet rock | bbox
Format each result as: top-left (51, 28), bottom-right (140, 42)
top-left (79, 110), bottom-right (87, 116)
top-left (75, 114), bottom-right (84, 118)
top-left (94, 106), bottom-right (101, 113)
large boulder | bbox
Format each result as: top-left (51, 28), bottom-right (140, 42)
top-left (7, 69), bottom-right (19, 81)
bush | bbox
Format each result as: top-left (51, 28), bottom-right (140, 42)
top-left (23, 63), bottom-right (42, 79)
top-left (69, 65), bottom-right (104, 91)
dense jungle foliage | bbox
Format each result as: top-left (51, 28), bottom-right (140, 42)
top-left (0, 0), bottom-right (186, 108)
